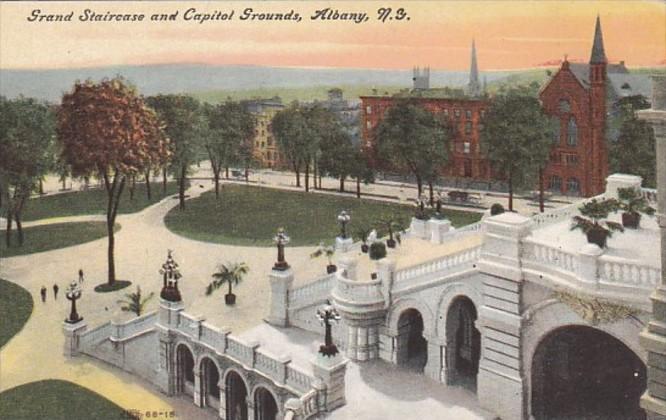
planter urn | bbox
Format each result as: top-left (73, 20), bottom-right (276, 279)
top-left (586, 228), bottom-right (608, 249)
top-left (326, 264), bottom-right (338, 274)
top-left (621, 212), bottom-right (641, 229)
top-left (225, 293), bottom-right (236, 305)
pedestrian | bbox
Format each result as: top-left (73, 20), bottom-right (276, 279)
top-left (40, 286), bottom-right (46, 303)
top-left (53, 283), bottom-right (59, 300)
top-left (78, 269), bottom-right (84, 284)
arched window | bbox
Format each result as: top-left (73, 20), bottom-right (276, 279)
top-left (549, 176), bottom-right (562, 192)
top-left (567, 177), bottom-right (580, 194)
top-left (559, 99), bottom-right (570, 113)
top-left (567, 118), bottom-right (577, 146)
top-left (552, 118), bottom-right (561, 145)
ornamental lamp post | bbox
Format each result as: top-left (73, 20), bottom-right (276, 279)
top-left (337, 210), bottom-right (351, 239)
top-left (65, 278), bottom-right (83, 324)
top-left (316, 303), bottom-right (341, 357)
top-left (159, 250), bottom-right (183, 302)
top-left (273, 228), bottom-right (290, 271)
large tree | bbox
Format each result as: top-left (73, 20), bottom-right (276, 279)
top-left (0, 96), bottom-right (56, 246)
top-left (205, 101), bottom-right (255, 198)
top-left (58, 78), bottom-right (168, 285)
top-left (146, 95), bottom-right (203, 210)
top-left (481, 89), bottom-right (554, 211)
top-left (318, 116), bottom-right (355, 192)
top-left (374, 101), bottom-right (450, 196)
top-left (609, 95), bottom-right (655, 188)
top-left (272, 104), bottom-right (310, 188)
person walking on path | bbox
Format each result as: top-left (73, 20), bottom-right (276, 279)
top-left (53, 283), bottom-right (59, 300)
top-left (40, 286), bottom-right (47, 303)
top-left (78, 269), bottom-right (84, 284)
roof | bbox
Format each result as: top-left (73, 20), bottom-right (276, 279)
top-left (608, 74), bottom-right (653, 99)
top-left (567, 62), bottom-right (629, 88)
top-left (590, 15), bottom-right (608, 64)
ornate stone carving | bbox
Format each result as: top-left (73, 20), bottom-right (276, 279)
top-left (554, 290), bottom-right (643, 325)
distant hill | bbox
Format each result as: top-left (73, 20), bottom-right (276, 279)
top-left (0, 64), bottom-right (512, 103)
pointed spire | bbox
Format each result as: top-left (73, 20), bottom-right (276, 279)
top-left (590, 15), bottom-right (607, 64)
top-left (468, 39), bottom-right (481, 96)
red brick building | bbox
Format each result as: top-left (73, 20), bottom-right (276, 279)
top-left (538, 16), bottom-right (610, 196)
top-left (360, 92), bottom-right (490, 179)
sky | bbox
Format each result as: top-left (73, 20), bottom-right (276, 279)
top-left (0, 1), bottom-right (664, 71)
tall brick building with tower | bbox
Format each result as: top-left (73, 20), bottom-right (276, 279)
top-left (538, 16), bottom-right (611, 196)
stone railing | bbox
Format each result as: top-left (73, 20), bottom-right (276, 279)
top-left (530, 194), bottom-right (604, 228)
top-left (333, 276), bottom-right (383, 304)
top-left (110, 311), bottom-right (158, 342)
top-left (642, 187), bottom-right (658, 205)
top-left (200, 322), bottom-right (227, 351)
top-left (289, 273), bottom-right (336, 309)
top-left (522, 238), bottom-right (660, 303)
top-left (286, 364), bottom-right (313, 394)
top-left (176, 312), bottom-right (203, 338)
top-left (599, 255), bottom-right (661, 290)
top-left (393, 246), bottom-right (482, 288)
top-left (299, 389), bottom-right (322, 419)
top-left (78, 321), bottom-right (112, 349)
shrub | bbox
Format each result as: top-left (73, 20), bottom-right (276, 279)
top-left (369, 242), bottom-right (387, 260)
top-left (490, 203), bottom-right (505, 216)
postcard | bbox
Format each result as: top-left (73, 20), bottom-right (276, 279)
top-left (0, 1), bottom-right (665, 419)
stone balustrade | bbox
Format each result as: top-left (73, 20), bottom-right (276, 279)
top-left (109, 311), bottom-right (158, 342)
top-left (78, 321), bottom-right (112, 349)
top-left (332, 276), bottom-right (384, 306)
top-left (599, 255), bottom-right (661, 290)
top-left (393, 246), bottom-right (481, 290)
top-left (289, 273), bottom-right (336, 309)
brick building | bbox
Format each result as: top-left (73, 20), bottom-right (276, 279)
top-left (242, 96), bottom-right (284, 169)
top-left (360, 42), bottom-right (491, 181)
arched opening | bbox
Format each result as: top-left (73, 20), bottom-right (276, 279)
top-left (225, 371), bottom-right (248, 420)
top-left (445, 296), bottom-right (480, 390)
top-left (200, 357), bottom-right (220, 410)
top-left (396, 308), bottom-right (427, 371)
top-left (176, 344), bottom-right (195, 396)
top-left (254, 387), bottom-right (278, 420)
top-left (531, 326), bottom-right (646, 420)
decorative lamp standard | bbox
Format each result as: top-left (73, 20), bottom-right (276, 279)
top-left (65, 277), bottom-right (83, 324)
top-left (337, 210), bottom-right (351, 239)
top-left (316, 303), bottom-right (341, 357)
top-left (273, 228), bottom-right (290, 271)
top-left (159, 250), bottom-right (182, 302)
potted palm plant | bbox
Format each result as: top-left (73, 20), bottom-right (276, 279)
top-left (379, 218), bottom-right (404, 249)
top-left (311, 243), bottom-right (337, 274)
top-left (117, 286), bottom-right (155, 317)
top-left (354, 227), bottom-right (372, 253)
top-left (571, 199), bottom-right (623, 248)
top-left (616, 187), bottom-right (655, 229)
top-left (206, 261), bottom-right (250, 305)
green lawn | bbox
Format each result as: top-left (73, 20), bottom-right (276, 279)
top-left (20, 181), bottom-right (180, 222)
top-left (0, 380), bottom-right (133, 420)
top-left (164, 185), bottom-right (481, 246)
top-left (1, 222), bottom-right (119, 258)
top-left (0, 278), bottom-right (33, 348)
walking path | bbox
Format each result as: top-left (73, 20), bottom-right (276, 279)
top-left (0, 173), bottom-right (496, 419)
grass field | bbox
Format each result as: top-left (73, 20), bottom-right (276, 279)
top-left (0, 278), bottom-right (33, 348)
top-left (0, 380), bottom-right (132, 420)
top-left (164, 185), bottom-right (481, 247)
top-left (20, 181), bottom-right (180, 222)
top-left (1, 222), bottom-right (119, 258)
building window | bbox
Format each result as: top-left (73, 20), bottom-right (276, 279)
top-left (465, 110), bottom-right (472, 119)
top-left (366, 106), bottom-right (372, 114)
top-left (550, 153), bottom-right (561, 164)
top-left (549, 176), bottom-right (562, 191)
top-left (454, 109), bottom-right (461, 119)
top-left (567, 177), bottom-right (580, 194)
top-left (366, 120), bottom-right (372, 129)
top-left (463, 142), bottom-right (471, 154)
top-left (567, 118), bottom-right (577, 146)
top-left (443, 109), bottom-right (449, 117)
top-left (465, 122), bottom-right (472, 135)
top-left (564, 153), bottom-right (578, 166)
top-left (559, 99), bottom-right (571, 113)
top-left (552, 118), bottom-right (561, 144)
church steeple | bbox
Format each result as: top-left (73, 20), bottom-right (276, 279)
top-left (467, 39), bottom-right (481, 96)
top-left (590, 15), bottom-right (607, 64)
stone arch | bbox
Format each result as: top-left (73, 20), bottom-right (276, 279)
top-left (433, 281), bottom-right (482, 340)
top-left (199, 355), bottom-right (221, 410)
top-left (524, 299), bottom-right (646, 419)
top-left (175, 341), bottom-right (196, 396)
top-left (386, 298), bottom-right (434, 338)
top-left (224, 368), bottom-right (250, 420)
top-left (444, 295), bottom-right (481, 389)
top-left (251, 384), bottom-right (282, 420)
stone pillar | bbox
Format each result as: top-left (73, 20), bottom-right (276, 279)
top-left (63, 319), bottom-right (87, 357)
top-left (377, 258), bottom-right (396, 308)
top-left (424, 335), bottom-right (445, 382)
top-left (246, 396), bottom-right (255, 420)
top-left (477, 213), bottom-right (532, 420)
top-left (605, 173), bottom-right (644, 199)
top-left (335, 236), bottom-right (353, 253)
top-left (313, 353), bottom-right (349, 411)
top-left (266, 268), bottom-right (294, 327)
top-left (638, 75), bottom-right (666, 419)
top-left (218, 381), bottom-right (227, 420)
top-left (193, 366), bottom-right (203, 407)
top-left (158, 298), bottom-right (184, 329)
top-left (577, 243), bottom-right (604, 287)
top-left (409, 217), bottom-right (428, 239)
top-left (428, 218), bottom-right (452, 244)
